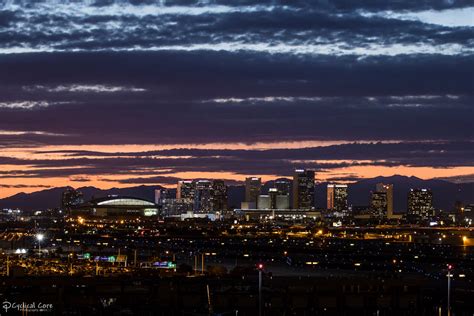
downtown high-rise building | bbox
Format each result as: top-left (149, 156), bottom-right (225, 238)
top-left (245, 177), bottom-right (262, 208)
top-left (257, 188), bottom-right (290, 209)
top-left (161, 199), bottom-right (193, 217)
top-left (211, 179), bottom-right (228, 213)
top-left (292, 169), bottom-right (315, 209)
top-left (61, 188), bottom-right (84, 210)
top-left (274, 179), bottom-right (291, 196)
top-left (326, 184), bottom-right (348, 212)
top-left (176, 179), bottom-right (227, 213)
top-left (177, 180), bottom-right (195, 200)
top-left (407, 188), bottom-right (433, 220)
top-left (154, 188), bottom-right (168, 206)
top-left (376, 183), bottom-right (394, 217)
top-left (193, 180), bottom-right (213, 213)
top-left (370, 191), bottom-right (387, 218)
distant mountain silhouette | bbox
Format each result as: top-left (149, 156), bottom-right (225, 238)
top-left (0, 176), bottom-right (472, 212)
top-left (315, 175), bottom-right (473, 213)
top-left (0, 185), bottom-right (167, 211)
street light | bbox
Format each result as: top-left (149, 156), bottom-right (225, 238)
top-left (257, 263), bottom-right (264, 316)
top-left (447, 264), bottom-right (453, 315)
top-left (36, 233), bottom-right (44, 257)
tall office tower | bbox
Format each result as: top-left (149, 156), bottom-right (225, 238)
top-left (370, 191), bottom-right (387, 218)
top-left (276, 195), bottom-right (290, 209)
top-left (211, 180), bottom-right (228, 213)
top-left (326, 184), bottom-right (348, 212)
top-left (245, 177), bottom-right (262, 208)
top-left (154, 188), bottom-right (168, 206)
top-left (177, 180), bottom-right (195, 200)
top-left (376, 183), bottom-right (394, 217)
top-left (274, 179), bottom-right (291, 195)
top-left (327, 185), bottom-right (334, 210)
top-left (61, 188), bottom-right (84, 210)
top-left (257, 195), bottom-right (271, 209)
top-left (257, 189), bottom-right (290, 210)
top-left (268, 188), bottom-right (279, 209)
top-left (193, 180), bottom-right (213, 213)
top-left (273, 179), bottom-right (291, 209)
top-left (407, 188), bottom-right (433, 220)
top-left (292, 169), bottom-right (315, 209)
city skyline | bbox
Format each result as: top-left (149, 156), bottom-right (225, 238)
top-left (0, 1), bottom-right (473, 198)
top-left (3, 172), bottom-right (471, 215)
top-left (0, 2), bottom-right (472, 314)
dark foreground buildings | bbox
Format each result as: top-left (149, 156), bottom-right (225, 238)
top-left (2, 273), bottom-right (472, 315)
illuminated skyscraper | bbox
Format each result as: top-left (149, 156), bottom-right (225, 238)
top-left (292, 169), bottom-right (315, 209)
top-left (61, 188), bottom-right (84, 210)
top-left (193, 180), bottom-right (213, 213)
top-left (245, 177), bottom-right (262, 208)
top-left (370, 191), bottom-right (387, 218)
top-left (161, 198), bottom-right (193, 217)
top-left (257, 195), bottom-right (271, 209)
top-left (407, 188), bottom-right (433, 220)
top-left (154, 188), bottom-right (168, 206)
top-left (376, 183), bottom-right (394, 217)
top-left (274, 179), bottom-right (291, 195)
top-left (257, 188), bottom-right (290, 210)
top-left (327, 184), bottom-right (348, 212)
top-left (177, 180), bottom-right (195, 200)
top-left (276, 195), bottom-right (290, 209)
top-left (211, 180), bottom-right (228, 213)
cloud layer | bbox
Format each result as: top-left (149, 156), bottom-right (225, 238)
top-left (0, 1), bottom-right (472, 55)
top-left (0, 0), bottom-right (472, 197)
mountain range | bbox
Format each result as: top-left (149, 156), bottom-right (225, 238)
top-left (0, 176), bottom-right (472, 213)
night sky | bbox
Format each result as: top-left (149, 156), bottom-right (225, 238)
top-left (0, 0), bottom-right (473, 198)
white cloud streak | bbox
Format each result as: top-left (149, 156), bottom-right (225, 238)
top-left (0, 42), bottom-right (470, 56)
top-left (24, 84), bottom-right (146, 93)
top-left (3, 3), bottom-right (283, 18)
top-left (0, 130), bottom-right (68, 137)
top-left (0, 101), bottom-right (73, 110)
top-left (208, 96), bottom-right (323, 104)
top-left (0, 101), bottom-right (51, 109)
top-left (360, 7), bottom-right (474, 27)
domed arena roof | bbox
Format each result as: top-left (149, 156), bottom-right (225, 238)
top-left (91, 196), bottom-right (156, 207)
top-left (74, 196), bottom-right (159, 217)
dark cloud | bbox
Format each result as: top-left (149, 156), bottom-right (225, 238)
top-left (100, 175), bottom-right (183, 185)
top-left (0, 52), bottom-right (472, 145)
top-left (0, 184), bottom-right (51, 189)
top-left (323, 175), bottom-right (362, 182)
top-left (34, 140), bottom-right (474, 164)
top-left (0, 141), bottom-right (472, 181)
top-left (100, 175), bottom-right (242, 185)
top-left (0, 0), bottom-right (472, 187)
top-left (69, 176), bottom-right (92, 182)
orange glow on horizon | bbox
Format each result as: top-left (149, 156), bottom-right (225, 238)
top-left (1, 143), bottom-right (473, 199)
top-left (1, 165), bottom-right (473, 199)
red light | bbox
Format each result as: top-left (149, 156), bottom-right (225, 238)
top-left (257, 263), bottom-right (264, 269)
top-left (448, 264), bottom-right (453, 270)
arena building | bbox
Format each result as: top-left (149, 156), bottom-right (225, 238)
top-left (73, 196), bottom-right (159, 217)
